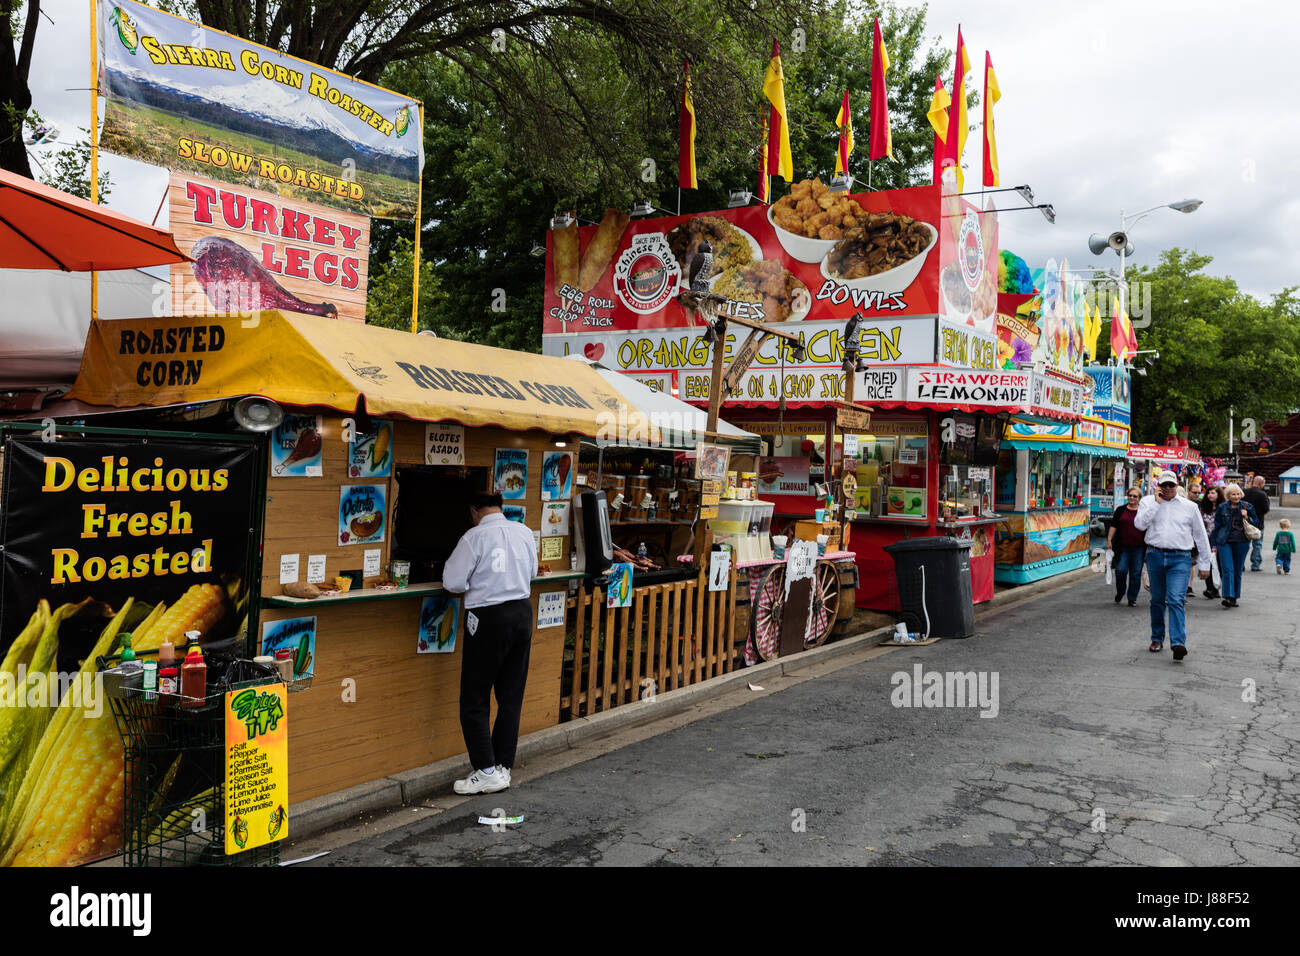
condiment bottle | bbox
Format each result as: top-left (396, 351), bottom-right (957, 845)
top-left (180, 643), bottom-right (207, 709)
top-left (119, 632), bottom-right (136, 663)
top-left (159, 666), bottom-right (179, 698)
top-left (142, 661), bottom-right (158, 702)
top-left (158, 636), bottom-right (175, 672)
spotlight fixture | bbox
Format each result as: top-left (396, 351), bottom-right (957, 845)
top-left (1038, 204), bottom-right (1056, 224)
top-left (728, 188), bottom-right (753, 208)
top-left (552, 434), bottom-right (570, 448)
top-left (530, 240), bottom-right (546, 257)
top-left (549, 213), bottom-right (574, 230)
top-left (232, 396), bottom-right (283, 432)
top-left (1015, 184), bottom-right (1034, 205)
top-left (828, 174), bottom-right (852, 194)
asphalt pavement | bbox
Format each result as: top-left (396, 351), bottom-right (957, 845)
top-left (294, 506), bottom-right (1300, 867)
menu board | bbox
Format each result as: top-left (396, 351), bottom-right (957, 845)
top-left (224, 684), bottom-right (288, 854)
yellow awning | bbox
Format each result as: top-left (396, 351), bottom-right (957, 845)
top-left (68, 311), bottom-right (653, 439)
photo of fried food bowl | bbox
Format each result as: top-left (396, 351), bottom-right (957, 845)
top-left (629, 255), bottom-right (668, 298)
top-left (820, 216), bottom-right (937, 294)
top-left (767, 178), bottom-right (873, 264)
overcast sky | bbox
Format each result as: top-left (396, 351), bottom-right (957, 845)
top-left (24, 0), bottom-right (1298, 300)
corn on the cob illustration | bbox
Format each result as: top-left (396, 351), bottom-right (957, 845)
top-left (0, 584), bottom-right (226, 866)
top-left (370, 425), bottom-right (391, 471)
top-left (0, 603), bottom-right (55, 835)
top-left (110, 5), bottom-right (139, 54)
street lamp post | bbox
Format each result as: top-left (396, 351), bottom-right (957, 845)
top-left (1088, 199), bottom-right (1202, 364)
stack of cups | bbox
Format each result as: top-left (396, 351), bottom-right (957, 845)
top-left (773, 535), bottom-right (788, 560)
top-left (816, 534), bottom-right (828, 556)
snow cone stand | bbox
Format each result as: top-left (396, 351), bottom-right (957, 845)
top-left (542, 180), bottom-right (1084, 617)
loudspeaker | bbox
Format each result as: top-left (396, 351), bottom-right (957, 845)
top-left (1088, 234), bottom-right (1109, 256)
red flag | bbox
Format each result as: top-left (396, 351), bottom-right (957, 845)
top-left (944, 26), bottom-right (971, 190)
top-left (926, 74), bottom-right (950, 185)
top-left (679, 61), bottom-right (697, 189)
top-left (869, 19), bottom-right (893, 161)
top-left (757, 112), bottom-right (770, 203)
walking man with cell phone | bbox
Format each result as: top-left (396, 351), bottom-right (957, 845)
top-left (1133, 471), bottom-right (1212, 661)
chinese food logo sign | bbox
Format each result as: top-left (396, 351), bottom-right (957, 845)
top-left (224, 684), bottom-right (289, 854)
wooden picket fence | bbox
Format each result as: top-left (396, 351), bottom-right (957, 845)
top-left (561, 570), bottom-right (741, 720)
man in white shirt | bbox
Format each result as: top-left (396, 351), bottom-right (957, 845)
top-left (1133, 470), bottom-right (1212, 661)
top-left (442, 491), bottom-right (538, 794)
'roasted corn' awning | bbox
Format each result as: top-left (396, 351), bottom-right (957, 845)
top-left (67, 311), bottom-right (655, 439)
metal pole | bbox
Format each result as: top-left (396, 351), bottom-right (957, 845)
top-left (1229, 407), bottom-right (1234, 454)
top-left (1117, 208), bottom-right (1126, 365)
top-left (89, 0), bottom-right (99, 320)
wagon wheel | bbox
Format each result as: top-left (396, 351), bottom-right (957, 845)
top-left (750, 564), bottom-right (787, 661)
top-left (805, 561), bottom-right (841, 649)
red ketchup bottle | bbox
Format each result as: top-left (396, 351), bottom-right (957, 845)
top-left (180, 642), bottom-right (207, 709)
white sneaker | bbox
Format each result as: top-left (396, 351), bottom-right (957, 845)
top-left (454, 767), bottom-right (509, 795)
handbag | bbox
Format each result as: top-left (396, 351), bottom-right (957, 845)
top-left (1245, 520), bottom-right (1262, 541)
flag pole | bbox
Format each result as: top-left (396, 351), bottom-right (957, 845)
top-left (409, 103), bottom-right (424, 333)
top-left (89, 0), bottom-right (99, 321)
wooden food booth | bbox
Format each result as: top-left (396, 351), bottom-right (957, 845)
top-left (66, 310), bottom-right (661, 802)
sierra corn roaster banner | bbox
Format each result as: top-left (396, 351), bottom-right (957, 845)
top-left (97, 0), bottom-right (423, 220)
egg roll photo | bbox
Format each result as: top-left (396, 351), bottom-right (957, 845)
top-left (578, 207), bottom-right (630, 292)
top-left (552, 221), bottom-right (579, 296)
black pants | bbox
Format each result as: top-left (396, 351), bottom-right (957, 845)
top-left (459, 598), bottom-right (533, 771)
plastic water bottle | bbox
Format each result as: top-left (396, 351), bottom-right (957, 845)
top-left (637, 542), bottom-right (647, 559)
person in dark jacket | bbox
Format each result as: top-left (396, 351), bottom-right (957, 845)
top-left (1107, 488), bottom-right (1146, 605)
top-left (1198, 486), bottom-right (1223, 598)
top-left (1242, 475), bottom-right (1271, 571)
top-left (1212, 484), bottom-right (1263, 608)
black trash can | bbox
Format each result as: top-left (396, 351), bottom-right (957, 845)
top-left (883, 536), bottom-right (975, 639)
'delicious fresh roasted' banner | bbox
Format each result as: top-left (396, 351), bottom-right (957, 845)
top-left (169, 172), bottom-right (371, 323)
top-left (0, 432), bottom-right (260, 866)
top-left (98, 0), bottom-right (422, 220)
top-left (0, 434), bottom-right (259, 647)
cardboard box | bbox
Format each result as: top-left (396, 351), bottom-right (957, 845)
top-left (793, 519), bottom-right (841, 553)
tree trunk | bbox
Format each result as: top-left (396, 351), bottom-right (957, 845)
top-left (0, 0), bottom-right (37, 178)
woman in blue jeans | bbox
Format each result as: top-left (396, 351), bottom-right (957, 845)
top-left (1212, 483), bottom-right (1262, 608)
top-left (1108, 488), bottom-right (1146, 605)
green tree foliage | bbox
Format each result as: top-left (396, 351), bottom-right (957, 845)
top-left (180, 1), bottom-right (959, 349)
top-left (366, 1), bottom-right (958, 348)
top-left (1093, 249), bottom-right (1300, 449)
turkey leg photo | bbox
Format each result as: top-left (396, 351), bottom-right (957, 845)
top-left (274, 426), bottom-right (323, 475)
top-left (192, 237), bottom-right (338, 318)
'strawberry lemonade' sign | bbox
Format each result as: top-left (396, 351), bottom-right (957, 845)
top-left (224, 683), bottom-right (289, 855)
top-left (0, 435), bottom-right (259, 648)
top-left (98, 0), bottom-right (422, 220)
top-left (169, 173), bottom-right (371, 324)
top-left (906, 369), bottom-right (1031, 407)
